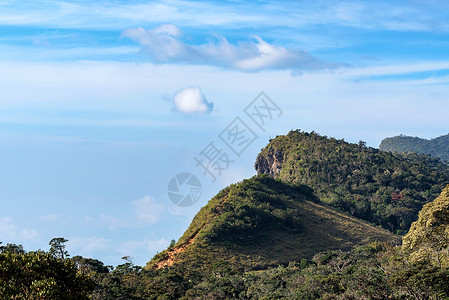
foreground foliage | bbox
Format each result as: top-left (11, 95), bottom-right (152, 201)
top-left (0, 250), bottom-right (94, 299)
top-left (81, 243), bottom-right (449, 299)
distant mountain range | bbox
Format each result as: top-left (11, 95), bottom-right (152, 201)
top-left (380, 133), bottom-right (449, 163)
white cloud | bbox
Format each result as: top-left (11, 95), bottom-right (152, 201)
top-left (0, 59), bottom-right (448, 147)
top-left (0, 1), bottom-right (447, 34)
top-left (0, 217), bottom-right (40, 242)
top-left (122, 24), bottom-right (340, 71)
top-left (234, 35), bottom-right (328, 71)
top-left (171, 86), bottom-right (214, 114)
top-left (98, 195), bottom-right (167, 230)
top-left (340, 61), bottom-right (449, 78)
top-left (0, 1), bottom-right (264, 29)
top-left (0, 217), bottom-right (15, 233)
top-left (133, 196), bottom-right (166, 224)
top-left (67, 236), bottom-right (111, 257)
top-left (117, 238), bottom-right (169, 257)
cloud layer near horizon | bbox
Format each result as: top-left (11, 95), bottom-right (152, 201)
top-left (123, 24), bottom-right (341, 72)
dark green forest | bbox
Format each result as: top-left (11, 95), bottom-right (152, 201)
top-left (256, 130), bottom-right (449, 234)
top-left (2, 238), bottom-right (448, 299)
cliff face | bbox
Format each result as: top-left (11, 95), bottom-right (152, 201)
top-left (254, 146), bottom-right (284, 176)
top-left (403, 185), bottom-right (449, 267)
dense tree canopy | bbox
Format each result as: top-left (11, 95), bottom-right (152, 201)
top-left (0, 250), bottom-right (94, 299)
top-left (380, 133), bottom-right (449, 163)
top-left (256, 130), bottom-right (449, 234)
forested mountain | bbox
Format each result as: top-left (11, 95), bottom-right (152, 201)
top-left (3, 130), bottom-right (449, 299)
top-left (256, 130), bottom-right (449, 234)
top-left (146, 175), bottom-right (400, 272)
top-left (380, 133), bottom-right (449, 163)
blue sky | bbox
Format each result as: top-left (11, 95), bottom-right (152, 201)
top-left (1, 0), bottom-right (449, 266)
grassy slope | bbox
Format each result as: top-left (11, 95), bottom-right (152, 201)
top-left (146, 176), bottom-right (400, 272)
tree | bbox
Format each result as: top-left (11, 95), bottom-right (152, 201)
top-left (49, 237), bottom-right (69, 260)
top-left (71, 256), bottom-right (111, 274)
top-left (121, 255), bottom-right (133, 265)
top-left (0, 243), bottom-right (25, 254)
top-left (0, 251), bottom-right (95, 299)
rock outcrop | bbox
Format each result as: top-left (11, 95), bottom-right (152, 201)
top-left (403, 185), bottom-right (449, 267)
top-left (254, 147), bottom-right (284, 176)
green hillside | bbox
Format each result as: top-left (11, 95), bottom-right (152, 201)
top-left (4, 130), bottom-right (449, 299)
top-left (146, 175), bottom-right (400, 272)
top-left (255, 130), bottom-right (449, 234)
top-left (380, 133), bottom-right (449, 163)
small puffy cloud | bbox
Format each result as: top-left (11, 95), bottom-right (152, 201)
top-left (99, 214), bottom-right (130, 229)
top-left (68, 236), bottom-right (111, 256)
top-left (171, 86), bottom-right (214, 114)
top-left (117, 238), bottom-right (169, 257)
top-left (0, 218), bottom-right (15, 234)
top-left (0, 217), bottom-right (40, 242)
top-left (123, 24), bottom-right (342, 72)
top-left (99, 196), bottom-right (166, 229)
top-left (133, 196), bottom-right (166, 224)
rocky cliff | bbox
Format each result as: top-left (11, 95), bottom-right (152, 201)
top-left (254, 146), bottom-right (284, 176)
top-left (403, 185), bottom-right (449, 267)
